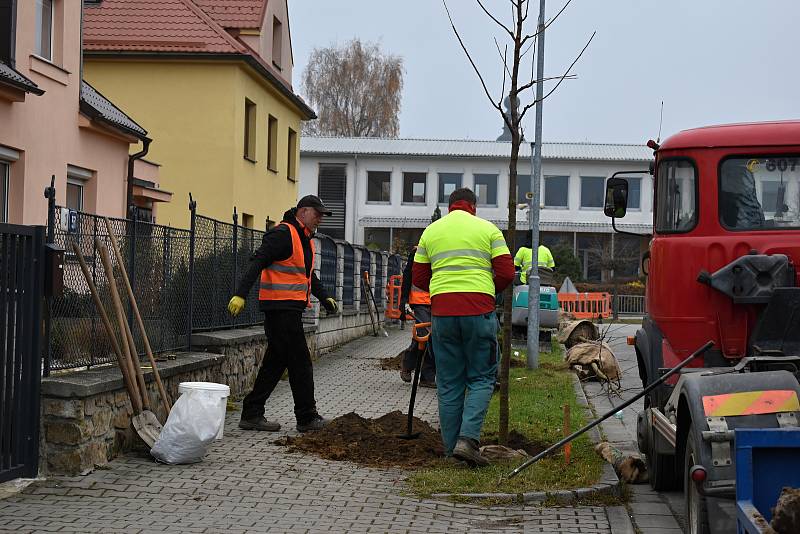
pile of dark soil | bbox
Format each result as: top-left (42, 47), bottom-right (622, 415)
top-left (772, 487), bottom-right (800, 533)
top-left (484, 430), bottom-right (546, 456)
top-left (274, 411), bottom-right (444, 468)
top-left (379, 352), bottom-right (404, 370)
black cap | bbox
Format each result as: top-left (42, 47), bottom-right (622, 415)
top-left (296, 194), bottom-right (333, 215)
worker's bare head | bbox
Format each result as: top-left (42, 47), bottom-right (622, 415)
top-left (448, 187), bottom-right (477, 209)
top-left (295, 195), bottom-right (332, 232)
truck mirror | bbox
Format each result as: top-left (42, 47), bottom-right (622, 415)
top-left (604, 177), bottom-right (629, 218)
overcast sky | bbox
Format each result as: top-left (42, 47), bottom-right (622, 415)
top-left (289, 0), bottom-right (799, 144)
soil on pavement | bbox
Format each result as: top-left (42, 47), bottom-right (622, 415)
top-left (275, 411), bottom-right (444, 468)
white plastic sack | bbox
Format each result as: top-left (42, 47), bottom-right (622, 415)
top-left (150, 389), bottom-right (224, 464)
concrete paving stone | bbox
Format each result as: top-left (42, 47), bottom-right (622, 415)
top-left (632, 513), bottom-right (682, 529)
top-left (629, 501), bottom-right (674, 515)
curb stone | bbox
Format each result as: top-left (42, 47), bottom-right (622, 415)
top-left (429, 369), bottom-right (623, 505)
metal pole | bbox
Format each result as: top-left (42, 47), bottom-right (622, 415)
top-left (527, 0), bottom-right (546, 369)
top-left (232, 207), bottom-right (238, 326)
top-left (187, 194), bottom-right (196, 351)
top-left (42, 176), bottom-right (56, 376)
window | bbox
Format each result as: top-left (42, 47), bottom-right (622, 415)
top-left (266, 115), bottom-right (277, 170)
top-left (474, 173), bottom-right (497, 206)
top-left (516, 174), bottom-right (531, 204)
top-left (438, 173), bottom-right (462, 204)
top-left (241, 213), bottom-right (253, 229)
top-left (544, 176), bottom-right (569, 208)
top-left (66, 180), bottom-right (83, 212)
top-left (1, 0), bottom-right (14, 63)
top-left (580, 176), bottom-right (605, 208)
top-left (0, 160), bottom-right (8, 223)
top-left (624, 177), bottom-right (642, 210)
top-left (656, 159), bottom-right (697, 233)
top-left (367, 171), bottom-right (391, 202)
top-left (719, 156), bottom-right (800, 230)
top-left (272, 17), bottom-right (282, 69)
top-left (402, 172), bottom-right (426, 204)
top-left (35, 0), bottom-right (53, 60)
top-left (244, 99), bottom-right (256, 161)
top-left (286, 127), bottom-right (296, 180)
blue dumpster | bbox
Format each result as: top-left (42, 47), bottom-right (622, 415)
top-left (735, 427), bottom-right (800, 533)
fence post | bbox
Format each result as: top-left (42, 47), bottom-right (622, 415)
top-left (232, 207), bottom-right (238, 326)
top-left (42, 175), bottom-right (56, 376)
top-left (127, 206), bottom-right (138, 334)
top-left (187, 194), bottom-right (196, 351)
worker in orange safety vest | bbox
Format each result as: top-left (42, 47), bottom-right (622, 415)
top-left (399, 246), bottom-right (436, 388)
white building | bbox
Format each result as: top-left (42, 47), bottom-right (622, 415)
top-left (299, 136), bottom-right (654, 281)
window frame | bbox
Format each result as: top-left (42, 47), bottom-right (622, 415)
top-left (473, 173), bottom-right (498, 207)
top-left (654, 157), bottom-right (699, 235)
top-left (580, 176), bottom-right (606, 209)
top-left (366, 170), bottom-right (392, 204)
top-left (243, 99), bottom-right (257, 162)
top-left (717, 154), bottom-right (800, 232)
top-left (286, 127), bottom-right (296, 181)
top-left (543, 175), bottom-right (570, 209)
top-left (66, 177), bottom-right (84, 213)
top-left (266, 114), bottom-right (277, 171)
top-left (34, 0), bottom-right (54, 61)
top-left (623, 176), bottom-right (642, 211)
top-left (402, 171), bottom-right (427, 205)
top-left (0, 160), bottom-right (9, 223)
top-left (437, 172), bottom-right (463, 205)
top-left (272, 16), bottom-right (283, 70)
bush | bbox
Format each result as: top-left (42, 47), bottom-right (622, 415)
top-left (552, 243), bottom-right (582, 283)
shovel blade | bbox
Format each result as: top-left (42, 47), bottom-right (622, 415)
top-left (132, 410), bottom-right (163, 448)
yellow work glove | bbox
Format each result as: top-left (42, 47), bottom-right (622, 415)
top-left (228, 296), bottom-right (245, 317)
top-left (323, 297), bottom-right (339, 314)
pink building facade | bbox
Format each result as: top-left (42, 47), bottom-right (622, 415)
top-left (0, 0), bottom-right (152, 225)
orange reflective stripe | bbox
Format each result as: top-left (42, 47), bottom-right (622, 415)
top-left (409, 285), bottom-right (431, 305)
top-left (259, 222), bottom-right (313, 305)
top-left (702, 390), bottom-right (800, 417)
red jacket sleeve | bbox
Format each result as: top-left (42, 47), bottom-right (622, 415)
top-left (412, 261), bottom-right (432, 292)
top-left (492, 253), bottom-right (515, 293)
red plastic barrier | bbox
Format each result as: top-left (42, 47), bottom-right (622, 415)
top-left (557, 292), bottom-right (612, 319)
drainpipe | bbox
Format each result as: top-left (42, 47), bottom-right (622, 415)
top-left (126, 138), bottom-right (151, 216)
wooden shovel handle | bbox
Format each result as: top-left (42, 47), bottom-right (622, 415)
top-left (72, 242), bottom-right (142, 415)
top-left (97, 240), bottom-right (148, 413)
top-left (103, 218), bottom-right (171, 412)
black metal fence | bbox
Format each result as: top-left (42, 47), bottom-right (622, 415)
top-left (46, 196), bottom-right (403, 372)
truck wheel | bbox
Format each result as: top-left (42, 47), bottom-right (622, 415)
top-left (684, 432), bottom-right (710, 534)
top-left (645, 409), bottom-right (680, 491)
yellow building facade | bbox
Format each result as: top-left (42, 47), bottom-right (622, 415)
top-left (82, 0), bottom-right (313, 228)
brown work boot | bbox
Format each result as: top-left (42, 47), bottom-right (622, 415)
top-left (399, 369), bottom-right (412, 383)
top-left (238, 416), bottom-right (281, 431)
top-left (453, 437), bottom-right (489, 467)
top-left (419, 379), bottom-right (436, 389)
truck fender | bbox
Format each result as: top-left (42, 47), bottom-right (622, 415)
top-left (670, 370), bottom-right (800, 483)
top-left (636, 318), bottom-right (666, 407)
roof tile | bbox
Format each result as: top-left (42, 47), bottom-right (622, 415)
top-left (192, 0), bottom-right (264, 28)
top-left (83, 0), bottom-right (246, 54)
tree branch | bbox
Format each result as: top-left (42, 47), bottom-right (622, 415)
top-left (520, 0), bottom-right (576, 47)
top-left (476, 0), bottom-right (514, 37)
top-left (442, 0), bottom-right (502, 113)
top-left (519, 31), bottom-right (595, 121)
top-left (494, 38), bottom-right (512, 80)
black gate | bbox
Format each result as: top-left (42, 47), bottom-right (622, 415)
top-left (0, 224), bottom-right (45, 483)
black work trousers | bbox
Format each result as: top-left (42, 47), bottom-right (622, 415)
top-left (241, 310), bottom-right (318, 424)
top-left (402, 304), bottom-right (436, 382)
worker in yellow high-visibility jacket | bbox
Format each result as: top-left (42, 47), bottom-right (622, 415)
top-left (513, 244), bottom-right (555, 284)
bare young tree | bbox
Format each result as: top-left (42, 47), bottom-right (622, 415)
top-left (443, 0), bottom-right (594, 444)
top-left (301, 38), bottom-right (404, 137)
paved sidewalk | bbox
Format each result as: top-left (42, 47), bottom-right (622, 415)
top-left (0, 325), bottom-right (620, 533)
top-left (581, 322), bottom-right (685, 533)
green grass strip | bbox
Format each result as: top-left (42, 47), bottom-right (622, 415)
top-left (406, 345), bottom-right (604, 496)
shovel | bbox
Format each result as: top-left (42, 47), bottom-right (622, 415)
top-left (97, 240), bottom-right (162, 448)
top-left (398, 321), bottom-right (431, 440)
top-left (362, 271), bottom-right (389, 337)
